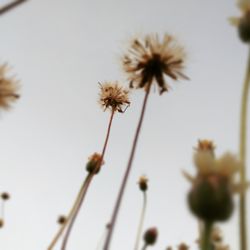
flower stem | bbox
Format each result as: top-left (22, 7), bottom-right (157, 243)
top-left (47, 110), bottom-right (115, 250)
top-left (201, 221), bottom-right (213, 250)
top-left (239, 46), bottom-right (250, 250)
top-left (104, 87), bottom-right (151, 250)
top-left (61, 173), bottom-right (94, 250)
top-left (0, 0), bottom-right (27, 15)
top-left (47, 174), bottom-right (91, 250)
top-left (141, 243), bottom-right (148, 250)
top-left (60, 109), bottom-right (115, 250)
top-left (134, 192), bottom-right (147, 250)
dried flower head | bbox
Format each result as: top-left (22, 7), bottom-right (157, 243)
top-left (123, 33), bottom-right (188, 94)
top-left (0, 63), bottom-right (19, 110)
top-left (99, 82), bottom-right (130, 113)
top-left (143, 227), bottom-right (158, 245)
top-left (1, 192), bottom-right (10, 201)
top-left (86, 152), bottom-right (104, 174)
top-left (186, 149), bottom-right (249, 222)
top-left (138, 175), bottom-right (148, 192)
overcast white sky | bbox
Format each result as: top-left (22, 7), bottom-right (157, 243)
top-left (0, 0), bottom-right (249, 250)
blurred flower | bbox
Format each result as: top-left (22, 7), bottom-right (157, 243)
top-left (123, 33), bottom-right (188, 94)
top-left (138, 175), bottom-right (148, 192)
top-left (186, 149), bottom-right (249, 222)
top-left (99, 82), bottom-right (130, 113)
top-left (143, 227), bottom-right (158, 246)
top-left (86, 152), bottom-right (104, 174)
top-left (0, 63), bottom-right (19, 110)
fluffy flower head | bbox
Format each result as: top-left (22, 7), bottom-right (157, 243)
top-left (99, 82), bottom-right (130, 112)
top-left (0, 63), bottom-right (19, 110)
top-left (123, 33), bottom-right (188, 94)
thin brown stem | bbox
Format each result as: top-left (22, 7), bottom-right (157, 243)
top-left (47, 174), bottom-right (91, 250)
top-left (134, 192), bottom-right (147, 250)
top-left (59, 109), bottom-right (115, 250)
top-left (104, 88), bottom-right (151, 250)
top-left (239, 46), bottom-right (250, 250)
top-left (61, 173), bottom-right (94, 250)
top-left (0, 0), bottom-right (27, 16)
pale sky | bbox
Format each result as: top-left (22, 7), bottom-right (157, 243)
top-left (0, 0), bottom-right (249, 250)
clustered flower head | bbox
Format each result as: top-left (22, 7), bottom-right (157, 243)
top-left (123, 33), bottom-right (188, 94)
top-left (185, 142), bottom-right (249, 222)
top-left (0, 63), bottom-right (19, 110)
top-left (99, 82), bottom-right (130, 113)
top-left (230, 0), bottom-right (250, 42)
top-left (138, 175), bottom-right (148, 192)
top-left (85, 152), bottom-right (105, 174)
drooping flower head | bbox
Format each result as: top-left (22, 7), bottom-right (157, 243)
top-left (99, 82), bottom-right (130, 113)
top-left (0, 63), bottom-right (19, 110)
top-left (123, 34), bottom-right (188, 94)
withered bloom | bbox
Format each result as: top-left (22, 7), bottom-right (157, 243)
top-left (99, 82), bottom-right (130, 113)
top-left (0, 63), bottom-right (19, 110)
top-left (123, 34), bottom-right (188, 94)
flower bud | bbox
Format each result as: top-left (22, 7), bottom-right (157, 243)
top-left (1, 192), bottom-right (10, 200)
top-left (138, 175), bottom-right (148, 192)
top-left (86, 153), bottom-right (104, 174)
top-left (188, 175), bottom-right (234, 222)
top-left (57, 215), bottom-right (67, 225)
top-left (143, 227), bottom-right (158, 245)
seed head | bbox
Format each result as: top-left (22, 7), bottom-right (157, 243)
top-left (99, 82), bottom-right (130, 113)
top-left (123, 33), bottom-right (188, 94)
top-left (0, 63), bottom-right (19, 110)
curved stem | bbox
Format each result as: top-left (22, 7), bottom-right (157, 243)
top-left (134, 192), bottom-right (147, 250)
top-left (104, 88), bottom-right (151, 250)
top-left (239, 47), bottom-right (250, 250)
top-left (47, 174), bottom-right (91, 250)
